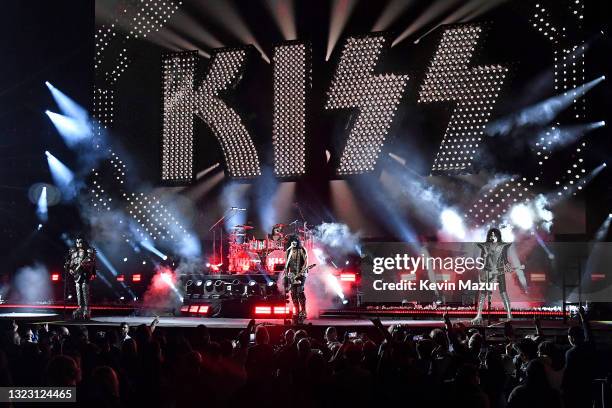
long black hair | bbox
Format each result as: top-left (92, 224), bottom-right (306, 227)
top-left (485, 228), bottom-right (502, 243)
top-left (287, 234), bottom-right (301, 249)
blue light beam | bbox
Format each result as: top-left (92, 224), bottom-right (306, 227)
top-left (45, 110), bottom-right (91, 146)
top-left (36, 186), bottom-right (48, 222)
top-left (140, 240), bottom-right (169, 260)
top-left (45, 151), bottom-right (76, 200)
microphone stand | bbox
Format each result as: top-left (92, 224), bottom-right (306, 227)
top-left (207, 208), bottom-right (242, 271)
top-left (62, 256), bottom-right (69, 320)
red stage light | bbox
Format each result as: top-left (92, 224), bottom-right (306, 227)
top-left (116, 275), bottom-right (125, 282)
top-left (591, 274), bottom-right (605, 281)
top-left (189, 305), bottom-right (199, 313)
top-left (340, 272), bottom-right (356, 282)
top-left (50, 273), bottom-right (60, 282)
top-left (132, 274), bottom-right (142, 282)
top-left (530, 273), bottom-right (546, 282)
top-left (180, 305), bottom-right (189, 312)
top-left (198, 305), bottom-right (209, 314)
top-left (273, 306), bottom-right (290, 315)
top-left (254, 306), bottom-right (272, 315)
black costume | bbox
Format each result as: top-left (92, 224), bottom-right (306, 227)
top-left (473, 228), bottom-right (513, 322)
top-left (284, 238), bottom-right (308, 323)
top-left (64, 238), bottom-right (96, 319)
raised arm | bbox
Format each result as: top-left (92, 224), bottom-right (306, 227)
top-left (370, 317), bottom-right (393, 343)
top-left (443, 312), bottom-right (463, 353)
top-left (150, 316), bottom-right (160, 333)
top-left (578, 306), bottom-right (592, 344)
top-left (533, 316), bottom-right (543, 339)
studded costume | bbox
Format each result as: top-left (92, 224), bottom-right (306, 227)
top-left (64, 239), bottom-right (96, 319)
top-left (473, 228), bottom-right (514, 323)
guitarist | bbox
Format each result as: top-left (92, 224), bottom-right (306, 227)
top-left (284, 235), bottom-right (309, 324)
top-left (64, 237), bottom-right (97, 320)
top-left (472, 228), bottom-right (517, 324)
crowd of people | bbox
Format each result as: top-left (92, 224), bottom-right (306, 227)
top-left (0, 308), bottom-right (608, 408)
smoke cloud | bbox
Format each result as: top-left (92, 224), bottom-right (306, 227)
top-left (12, 264), bottom-right (53, 303)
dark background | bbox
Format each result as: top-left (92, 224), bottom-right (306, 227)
top-left (0, 0), bottom-right (610, 291)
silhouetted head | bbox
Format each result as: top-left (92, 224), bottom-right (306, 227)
top-left (567, 325), bottom-right (584, 346)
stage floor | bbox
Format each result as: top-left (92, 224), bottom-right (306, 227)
top-left (7, 314), bottom-right (608, 335)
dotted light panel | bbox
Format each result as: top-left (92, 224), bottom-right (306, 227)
top-left (90, 0), bottom-right (191, 242)
top-left (125, 192), bottom-right (188, 241)
top-left (89, 152), bottom-right (127, 212)
top-left (272, 42), bottom-right (311, 177)
top-left (530, 1), bottom-right (587, 195)
top-left (466, 2), bottom-right (588, 227)
top-left (161, 48), bottom-right (262, 181)
top-left (467, 177), bottom-right (536, 228)
top-left (193, 48), bottom-right (261, 178)
top-left (95, 0), bottom-right (180, 86)
top-left (325, 34), bottom-right (408, 175)
top-left (419, 25), bottom-right (508, 175)
top-left (161, 52), bottom-right (197, 183)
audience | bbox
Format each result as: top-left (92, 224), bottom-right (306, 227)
top-left (0, 306), bottom-right (608, 408)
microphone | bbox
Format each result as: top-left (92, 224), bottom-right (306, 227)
top-left (230, 207), bottom-right (247, 211)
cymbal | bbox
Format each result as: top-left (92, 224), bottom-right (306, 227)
top-left (234, 225), bottom-right (255, 230)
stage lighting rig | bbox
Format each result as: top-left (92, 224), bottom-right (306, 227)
top-left (325, 34), bottom-right (409, 175)
top-left (161, 48), bottom-right (262, 182)
top-left (272, 41), bottom-right (312, 177)
top-left (161, 52), bottom-right (197, 183)
top-left (418, 24), bottom-right (508, 175)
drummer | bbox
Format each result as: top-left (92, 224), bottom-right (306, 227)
top-left (269, 224), bottom-right (285, 246)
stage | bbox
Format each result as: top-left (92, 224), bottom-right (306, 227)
top-left (2, 309), bottom-right (610, 343)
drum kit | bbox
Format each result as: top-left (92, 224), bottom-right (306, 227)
top-left (227, 222), bottom-right (313, 273)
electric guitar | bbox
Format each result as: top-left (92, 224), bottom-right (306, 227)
top-left (65, 250), bottom-right (96, 283)
top-left (285, 264), bottom-right (316, 286)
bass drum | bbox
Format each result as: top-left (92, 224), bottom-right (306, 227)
top-left (229, 251), bottom-right (260, 273)
top-left (265, 249), bottom-right (286, 273)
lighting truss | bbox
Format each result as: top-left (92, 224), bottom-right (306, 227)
top-left (325, 33), bottom-right (409, 175)
top-left (272, 41), bottom-right (312, 177)
top-left (418, 24), bottom-right (508, 175)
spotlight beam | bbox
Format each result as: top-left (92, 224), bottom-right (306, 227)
top-left (167, 11), bottom-right (224, 49)
top-left (36, 186), bottom-right (48, 222)
top-left (595, 214), bottom-right (612, 241)
top-left (415, 0), bottom-right (491, 44)
top-left (45, 82), bottom-right (89, 123)
top-left (193, 1), bottom-right (270, 63)
top-left (487, 75), bottom-right (606, 137)
top-left (45, 151), bottom-right (76, 200)
top-left (392, 0), bottom-right (463, 47)
top-left (140, 240), bottom-right (169, 260)
top-left (326, 0), bottom-right (358, 61)
top-left (45, 110), bottom-right (91, 146)
top-left (372, 0), bottom-right (415, 32)
top-left (265, 0), bottom-right (297, 40)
